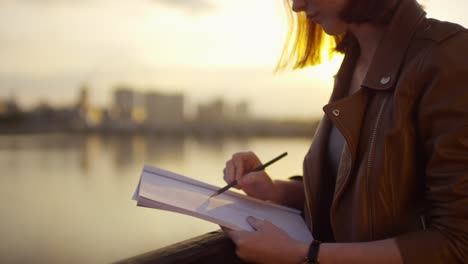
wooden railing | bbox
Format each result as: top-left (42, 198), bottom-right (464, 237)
top-left (117, 230), bottom-right (248, 264)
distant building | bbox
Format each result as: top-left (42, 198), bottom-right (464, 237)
top-left (72, 85), bottom-right (91, 128)
top-left (232, 100), bottom-right (250, 121)
top-left (0, 96), bottom-right (22, 124)
top-left (3, 95), bottom-right (21, 114)
top-left (145, 91), bottom-right (185, 129)
top-left (0, 99), bottom-right (6, 115)
top-left (76, 85), bottom-right (90, 114)
top-left (113, 87), bottom-right (136, 128)
top-left (197, 98), bottom-right (225, 122)
top-left (99, 109), bottom-right (113, 130)
top-left (197, 98), bottom-right (250, 122)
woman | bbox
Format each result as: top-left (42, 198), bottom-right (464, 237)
top-left (222, 0), bottom-right (468, 263)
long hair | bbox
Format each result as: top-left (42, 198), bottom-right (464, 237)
top-left (276, 0), bottom-right (401, 70)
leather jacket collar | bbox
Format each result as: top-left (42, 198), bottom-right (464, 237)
top-left (363, 0), bottom-right (426, 91)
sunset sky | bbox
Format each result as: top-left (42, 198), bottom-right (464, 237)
top-left (0, 0), bottom-right (466, 119)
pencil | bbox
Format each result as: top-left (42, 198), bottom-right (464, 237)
top-left (209, 152), bottom-right (288, 198)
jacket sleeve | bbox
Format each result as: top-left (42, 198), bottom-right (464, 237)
top-left (394, 31), bottom-right (468, 263)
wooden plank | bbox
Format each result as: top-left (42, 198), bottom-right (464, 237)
top-left (117, 230), bottom-right (248, 264)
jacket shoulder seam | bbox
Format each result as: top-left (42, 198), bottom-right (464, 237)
top-left (415, 19), bottom-right (466, 43)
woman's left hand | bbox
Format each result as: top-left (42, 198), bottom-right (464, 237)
top-left (224, 216), bottom-right (308, 264)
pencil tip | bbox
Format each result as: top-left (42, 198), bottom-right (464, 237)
top-left (209, 193), bottom-right (217, 198)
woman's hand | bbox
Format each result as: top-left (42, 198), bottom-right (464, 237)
top-left (224, 216), bottom-right (308, 264)
top-left (224, 151), bottom-right (281, 202)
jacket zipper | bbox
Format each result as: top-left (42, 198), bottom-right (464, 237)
top-left (366, 95), bottom-right (389, 239)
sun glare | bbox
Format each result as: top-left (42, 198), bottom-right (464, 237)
top-left (140, 0), bottom-right (288, 68)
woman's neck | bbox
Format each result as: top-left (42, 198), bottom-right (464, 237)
top-left (349, 23), bottom-right (387, 66)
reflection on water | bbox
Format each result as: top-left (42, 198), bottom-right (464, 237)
top-left (0, 133), bottom-right (312, 263)
top-left (110, 134), bottom-right (186, 171)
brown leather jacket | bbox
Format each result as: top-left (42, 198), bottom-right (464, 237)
top-left (302, 0), bottom-right (468, 262)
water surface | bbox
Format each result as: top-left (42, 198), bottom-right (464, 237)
top-left (0, 133), bottom-right (312, 263)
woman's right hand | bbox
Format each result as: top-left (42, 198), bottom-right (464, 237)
top-left (223, 151), bottom-right (281, 203)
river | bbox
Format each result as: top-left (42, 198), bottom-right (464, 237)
top-left (0, 133), bottom-right (313, 263)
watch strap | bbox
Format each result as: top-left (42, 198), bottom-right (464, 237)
top-left (305, 240), bottom-right (321, 264)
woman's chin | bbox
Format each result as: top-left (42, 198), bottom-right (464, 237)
top-left (320, 23), bottom-right (347, 36)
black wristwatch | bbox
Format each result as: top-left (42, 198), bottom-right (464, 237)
top-left (304, 240), bottom-right (321, 263)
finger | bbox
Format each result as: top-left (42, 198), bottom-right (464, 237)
top-left (232, 153), bottom-right (245, 184)
top-left (223, 167), bottom-right (228, 182)
top-left (246, 216), bottom-right (265, 231)
top-left (224, 160), bottom-right (235, 184)
top-left (225, 230), bottom-right (250, 243)
top-left (238, 171), bottom-right (263, 186)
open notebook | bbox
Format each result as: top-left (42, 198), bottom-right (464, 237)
top-left (133, 165), bottom-right (313, 243)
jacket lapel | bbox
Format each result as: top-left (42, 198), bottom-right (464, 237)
top-left (324, 89), bottom-right (369, 205)
top-left (324, 0), bottom-right (426, 210)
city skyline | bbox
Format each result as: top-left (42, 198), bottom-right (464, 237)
top-left (0, 84), bottom-right (318, 136)
top-left (0, 83), bottom-right (256, 121)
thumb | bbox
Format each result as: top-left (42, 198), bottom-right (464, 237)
top-left (246, 216), bottom-right (265, 231)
